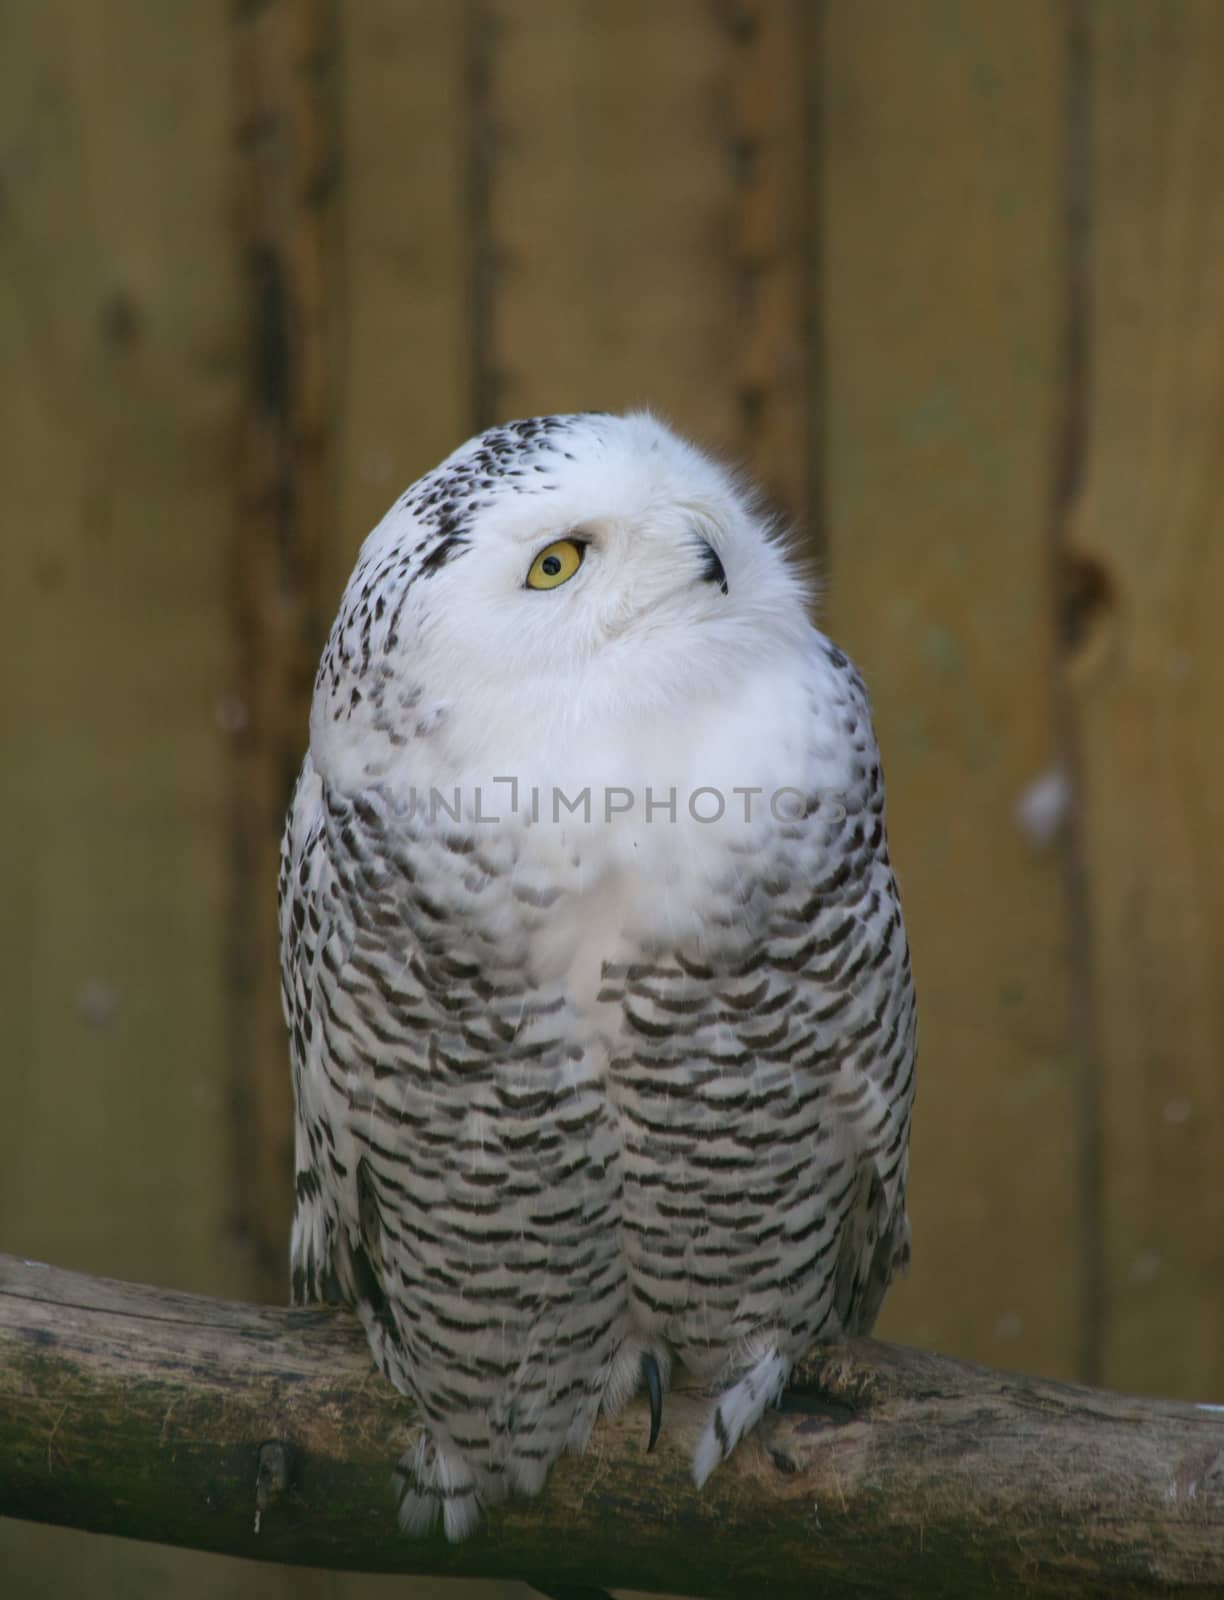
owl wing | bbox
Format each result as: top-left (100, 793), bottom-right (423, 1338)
top-left (804, 648), bottom-right (915, 1337)
top-left (611, 638), bottom-right (915, 1362)
top-left (279, 753), bottom-right (630, 1538)
top-left (278, 755), bottom-right (362, 1309)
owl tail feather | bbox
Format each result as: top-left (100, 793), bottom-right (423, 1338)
top-left (693, 1347), bottom-right (789, 1490)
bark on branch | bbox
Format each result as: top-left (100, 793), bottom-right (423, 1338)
top-left (1, 1253), bottom-right (1222, 1597)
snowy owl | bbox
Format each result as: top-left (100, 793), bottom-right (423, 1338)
top-left (279, 411), bottom-right (916, 1540)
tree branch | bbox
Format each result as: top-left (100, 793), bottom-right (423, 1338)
top-left (1, 1253), bottom-right (1222, 1597)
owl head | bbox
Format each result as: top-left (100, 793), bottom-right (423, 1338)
top-left (313, 412), bottom-right (813, 785)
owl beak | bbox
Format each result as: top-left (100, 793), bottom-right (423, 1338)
top-left (697, 539), bottom-right (729, 596)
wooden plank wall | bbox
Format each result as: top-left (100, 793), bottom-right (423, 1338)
top-left (820, 0), bottom-right (1083, 1385)
top-left (1070, 0), bottom-right (1224, 1398)
top-left (0, 5), bottom-right (274, 1594)
top-left (2, 1), bottom-right (1223, 1593)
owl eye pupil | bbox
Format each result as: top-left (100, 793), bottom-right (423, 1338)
top-left (526, 538), bottom-right (584, 591)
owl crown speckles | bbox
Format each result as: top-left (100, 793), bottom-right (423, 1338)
top-left (279, 410), bottom-right (916, 1540)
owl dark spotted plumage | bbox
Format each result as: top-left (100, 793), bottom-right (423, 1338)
top-left (279, 411), bottom-right (916, 1538)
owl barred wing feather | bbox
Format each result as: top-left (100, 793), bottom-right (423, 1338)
top-left (606, 642), bottom-right (915, 1489)
top-left (279, 757), bottom-right (351, 1310)
top-left (280, 756), bottom-right (629, 1539)
top-left (279, 409), bottom-right (916, 1537)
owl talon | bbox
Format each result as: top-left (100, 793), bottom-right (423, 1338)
top-left (642, 1352), bottom-right (663, 1451)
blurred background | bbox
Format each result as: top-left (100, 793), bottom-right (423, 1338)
top-left (3, 0), bottom-right (1222, 1594)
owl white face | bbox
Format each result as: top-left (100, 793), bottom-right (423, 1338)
top-left (438, 499), bottom-right (734, 680)
top-left (398, 412), bottom-right (804, 674)
top-left (313, 411), bottom-right (813, 785)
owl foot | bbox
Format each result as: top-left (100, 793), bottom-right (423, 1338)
top-left (392, 1434), bottom-right (482, 1542)
top-left (693, 1346), bottom-right (789, 1489)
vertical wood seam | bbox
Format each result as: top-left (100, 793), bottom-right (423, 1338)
top-left (464, 0), bottom-right (496, 431)
top-left (721, 0), bottom-right (816, 544)
top-left (228, 0), bottom-right (341, 1294)
top-left (801, 0), bottom-right (826, 568)
top-left (1052, 0), bottom-right (1103, 1386)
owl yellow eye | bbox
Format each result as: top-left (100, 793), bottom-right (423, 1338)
top-left (526, 538), bottom-right (585, 591)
